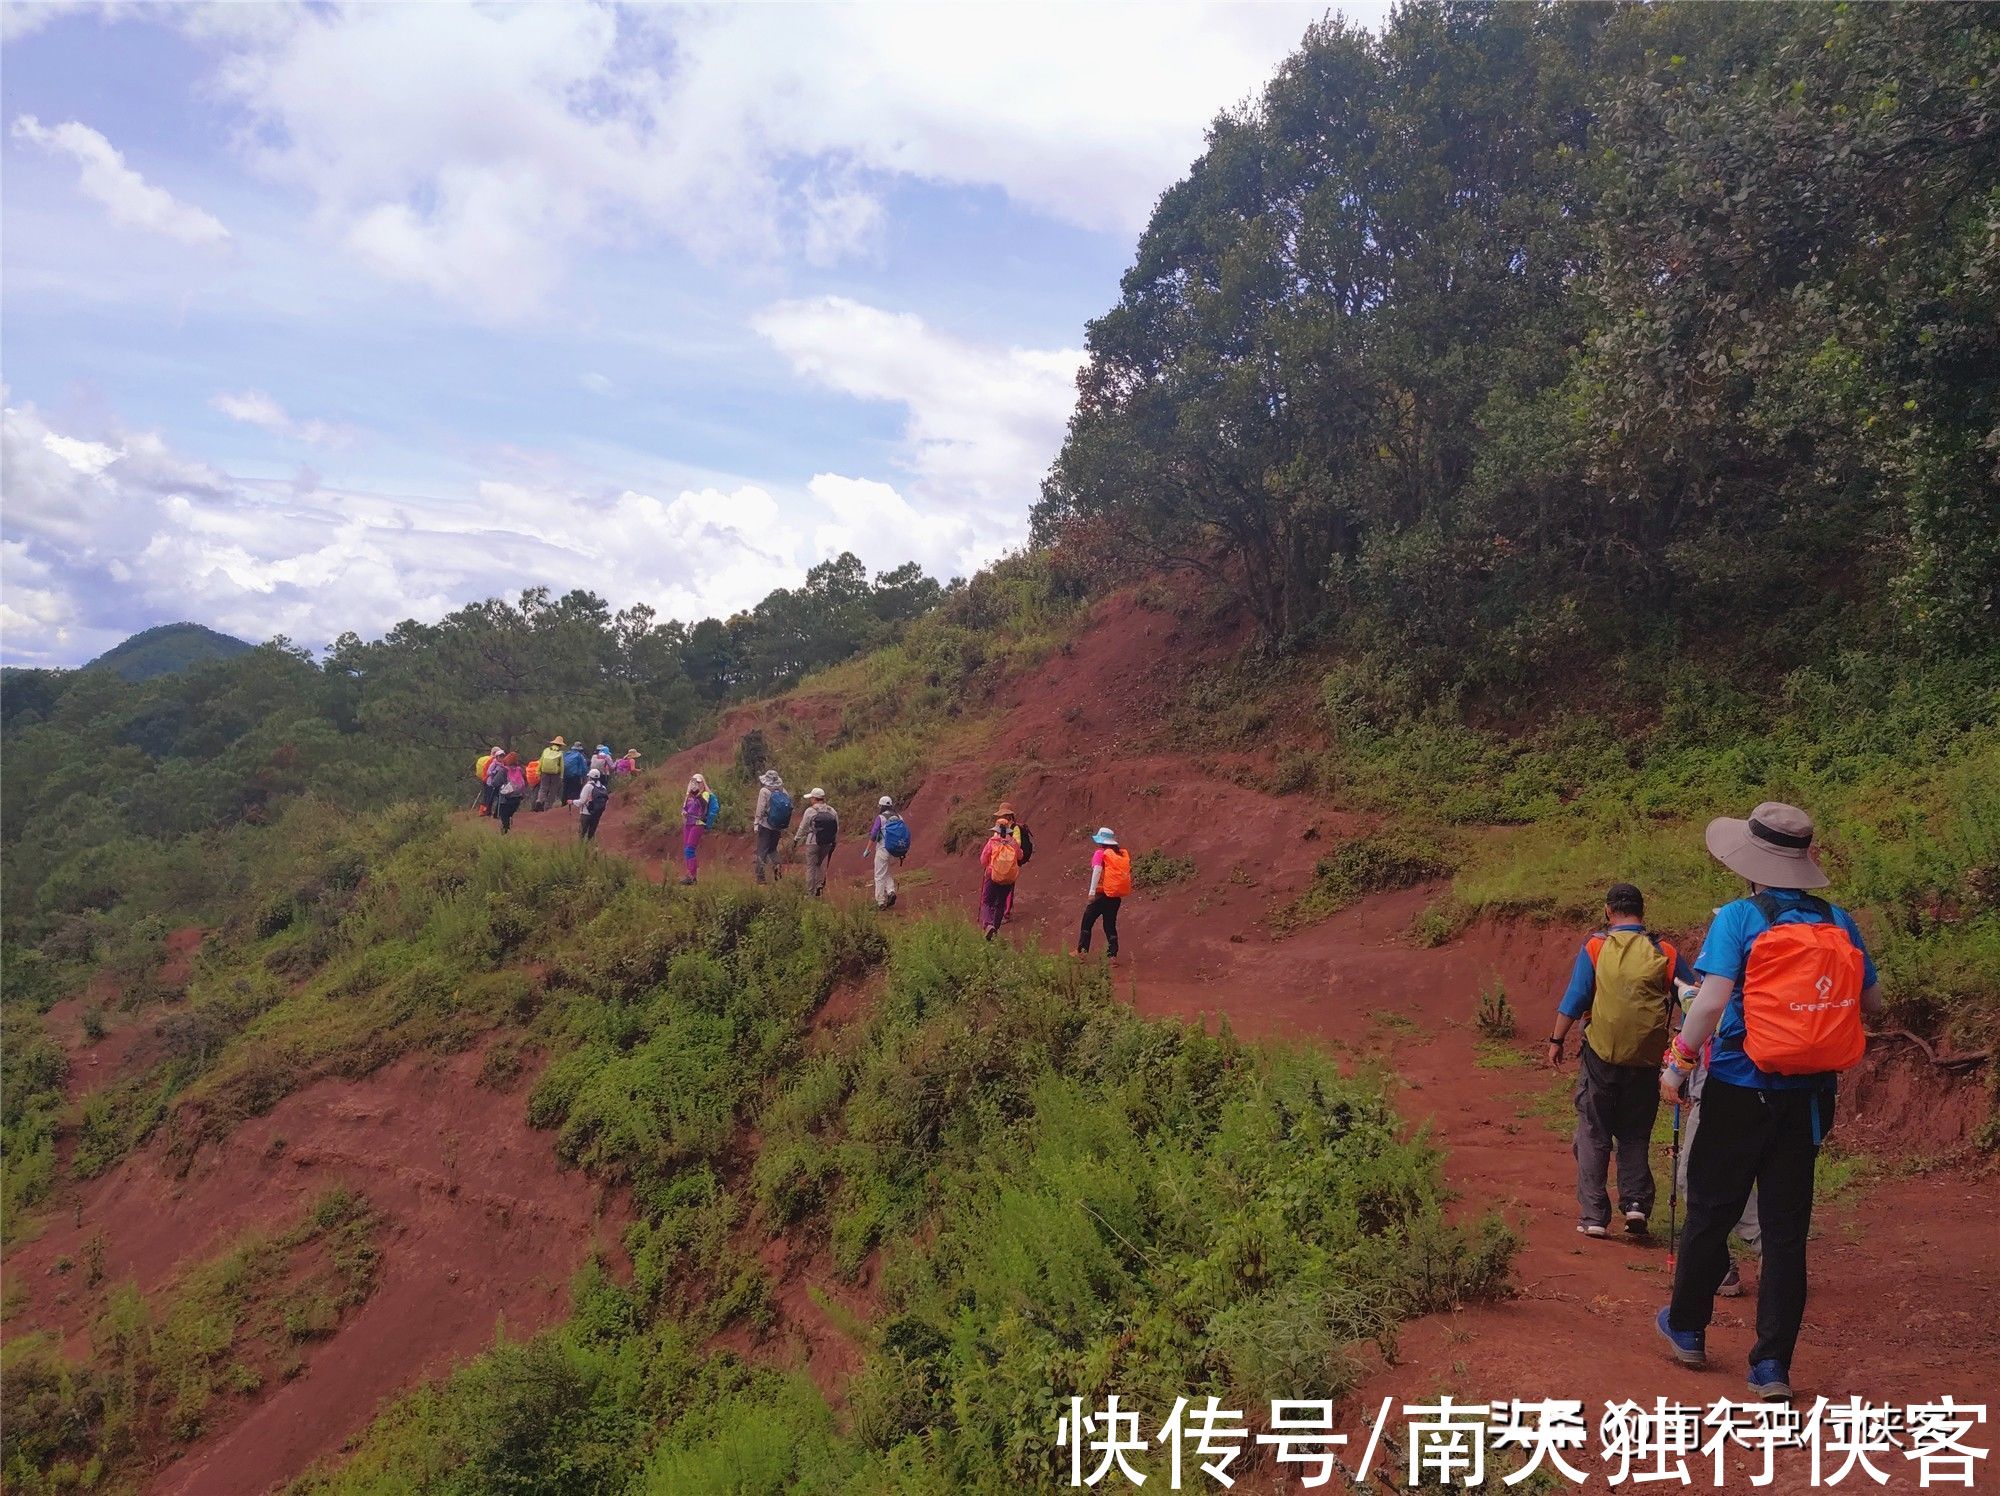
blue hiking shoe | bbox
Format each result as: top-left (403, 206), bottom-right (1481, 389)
top-left (1747, 1360), bottom-right (1793, 1401)
top-left (1656, 1307), bottom-right (1706, 1368)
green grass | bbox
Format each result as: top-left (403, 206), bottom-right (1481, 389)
top-left (1286, 651), bottom-right (2000, 1047)
top-left (1130, 848), bottom-right (1196, 889)
top-left (1272, 830), bottom-right (1456, 934)
top-left (277, 876), bottom-right (1513, 1493)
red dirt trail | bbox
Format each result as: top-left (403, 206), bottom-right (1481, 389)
top-left (532, 586), bottom-right (2000, 1486)
top-left (13, 587), bottom-right (1987, 1492)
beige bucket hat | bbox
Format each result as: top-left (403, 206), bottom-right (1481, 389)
top-left (1704, 801), bottom-right (1828, 889)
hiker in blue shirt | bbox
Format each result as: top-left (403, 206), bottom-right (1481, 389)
top-left (1654, 802), bottom-right (1883, 1403)
top-left (1546, 883), bottom-right (1694, 1239)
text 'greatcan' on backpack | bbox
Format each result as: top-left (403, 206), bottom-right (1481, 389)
top-left (882, 814), bottom-right (911, 859)
top-left (766, 788), bottom-right (793, 829)
top-left (1741, 893), bottom-right (1868, 1074)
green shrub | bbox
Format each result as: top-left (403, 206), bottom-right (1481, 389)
top-left (1130, 849), bottom-right (1196, 889)
top-left (1274, 830), bottom-right (1456, 932)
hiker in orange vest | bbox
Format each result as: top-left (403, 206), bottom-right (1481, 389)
top-left (1074, 827), bottom-right (1131, 958)
top-left (977, 817), bottom-right (1021, 939)
top-left (1655, 803), bottom-right (1884, 1402)
top-left (1546, 883), bottom-right (1693, 1240)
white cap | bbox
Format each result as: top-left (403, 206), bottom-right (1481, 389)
top-left (879, 795), bottom-right (893, 808)
top-left (808, 786), bottom-right (825, 800)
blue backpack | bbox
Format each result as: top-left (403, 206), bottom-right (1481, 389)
top-left (766, 788), bottom-right (793, 829)
top-left (703, 792), bottom-right (720, 830)
top-left (881, 814), bottom-right (911, 859)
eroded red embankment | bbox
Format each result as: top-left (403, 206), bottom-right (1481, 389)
top-left (555, 585), bottom-right (2000, 1468)
top-left (6, 1046), bottom-right (624, 1495)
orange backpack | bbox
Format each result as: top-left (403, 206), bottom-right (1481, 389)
top-left (1099, 848), bottom-right (1132, 898)
top-left (1741, 894), bottom-right (1868, 1075)
top-left (988, 837), bottom-right (1021, 886)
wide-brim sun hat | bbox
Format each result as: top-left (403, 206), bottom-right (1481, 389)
top-left (551, 736), bottom-right (566, 747)
top-left (1092, 827), bottom-right (1118, 845)
top-left (993, 801), bottom-right (1015, 819)
top-left (1705, 801), bottom-right (1828, 889)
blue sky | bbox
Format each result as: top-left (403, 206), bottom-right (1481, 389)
top-left (1, 0), bottom-right (1378, 666)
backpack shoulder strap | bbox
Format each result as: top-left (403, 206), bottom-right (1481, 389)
top-left (1750, 892), bottom-right (1782, 925)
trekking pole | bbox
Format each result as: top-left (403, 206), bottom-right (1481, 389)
top-left (1667, 1100), bottom-right (1683, 1276)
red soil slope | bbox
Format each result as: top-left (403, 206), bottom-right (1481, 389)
top-left (7, 1045), bottom-right (624, 1494)
top-left (557, 587), bottom-right (2000, 1467)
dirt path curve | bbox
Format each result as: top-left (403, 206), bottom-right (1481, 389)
top-left (504, 772), bottom-right (2000, 1485)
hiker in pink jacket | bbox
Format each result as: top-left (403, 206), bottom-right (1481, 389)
top-left (680, 773), bottom-right (712, 886)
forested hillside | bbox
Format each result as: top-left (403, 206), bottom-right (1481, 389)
top-left (1038, 1), bottom-right (1998, 682)
top-left (82, 624), bottom-right (253, 683)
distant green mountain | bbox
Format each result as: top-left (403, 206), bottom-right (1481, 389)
top-left (84, 623), bottom-right (254, 682)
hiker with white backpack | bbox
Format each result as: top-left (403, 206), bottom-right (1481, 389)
top-left (575, 767), bottom-right (609, 842)
top-left (1655, 802), bottom-right (1884, 1402)
top-left (863, 795), bottom-right (910, 910)
top-left (753, 770), bottom-right (791, 883)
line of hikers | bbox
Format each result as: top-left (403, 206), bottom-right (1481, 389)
top-left (1545, 800), bottom-right (1882, 1405)
top-left (473, 738), bottom-right (639, 838)
top-left (738, 772), bottom-right (1134, 955)
top-left (470, 748), bottom-right (1138, 954)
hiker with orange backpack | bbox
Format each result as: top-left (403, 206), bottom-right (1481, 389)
top-left (993, 802), bottom-right (1034, 921)
top-left (1654, 802), bottom-right (1884, 1401)
top-left (978, 817), bottom-right (1022, 938)
top-left (474, 746), bottom-right (500, 815)
top-left (1546, 883), bottom-right (1694, 1239)
top-left (1074, 828), bottom-right (1131, 958)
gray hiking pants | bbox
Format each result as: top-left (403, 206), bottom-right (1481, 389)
top-left (535, 767), bottom-right (562, 811)
top-left (802, 842), bottom-right (830, 897)
top-left (754, 827), bottom-right (781, 883)
top-left (1675, 1062), bottom-right (1763, 1251)
top-left (1574, 1045), bottom-right (1661, 1226)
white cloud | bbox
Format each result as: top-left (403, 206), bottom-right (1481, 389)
top-left (211, 389), bottom-right (353, 447)
top-left (179, 0), bottom-right (1348, 314)
top-left (755, 295), bottom-right (1082, 565)
top-left (10, 114), bottom-right (230, 246)
top-left (0, 394), bottom-right (974, 664)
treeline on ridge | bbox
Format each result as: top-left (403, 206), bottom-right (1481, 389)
top-left (1036, 1), bottom-right (1999, 687)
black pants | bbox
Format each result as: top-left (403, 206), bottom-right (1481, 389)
top-left (1670, 1077), bottom-right (1832, 1368)
top-left (496, 795), bottom-right (520, 833)
top-left (579, 811), bottom-right (602, 842)
top-left (1574, 1045), bottom-right (1661, 1225)
top-left (563, 773), bottom-right (582, 805)
top-left (1077, 894), bottom-right (1121, 955)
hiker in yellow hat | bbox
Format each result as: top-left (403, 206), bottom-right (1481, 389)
top-left (535, 736), bottom-right (567, 812)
